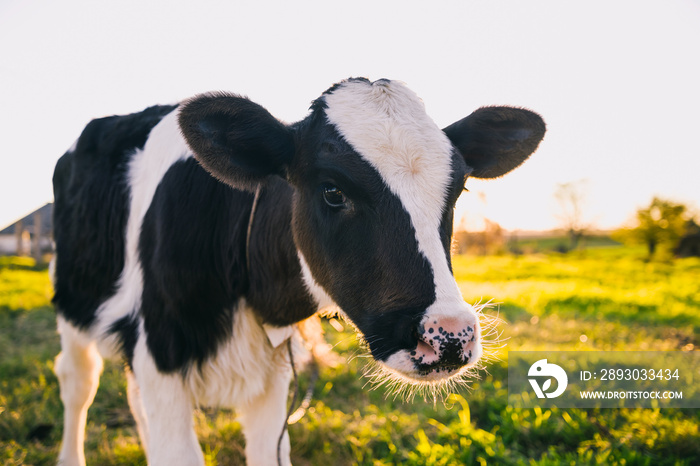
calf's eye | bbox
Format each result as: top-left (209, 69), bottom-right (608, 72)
top-left (322, 184), bottom-right (347, 208)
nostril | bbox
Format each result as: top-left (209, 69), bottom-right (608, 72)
top-left (415, 339), bottom-right (435, 355)
top-left (409, 316), bottom-right (481, 373)
top-left (416, 327), bottom-right (439, 350)
top-left (412, 338), bottom-right (440, 366)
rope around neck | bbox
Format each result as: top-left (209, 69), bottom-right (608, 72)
top-left (245, 184), bottom-right (262, 275)
top-left (277, 339), bottom-right (299, 466)
top-left (245, 184), bottom-right (316, 466)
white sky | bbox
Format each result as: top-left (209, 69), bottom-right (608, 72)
top-left (1, 0), bottom-right (699, 231)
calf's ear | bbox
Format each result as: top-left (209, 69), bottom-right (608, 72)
top-left (443, 106), bottom-right (546, 179)
top-left (178, 93), bottom-right (295, 190)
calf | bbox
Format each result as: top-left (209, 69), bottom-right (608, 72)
top-left (51, 77), bottom-right (545, 465)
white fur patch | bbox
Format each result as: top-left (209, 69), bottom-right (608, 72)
top-left (298, 250), bottom-right (338, 312)
top-left (94, 108), bottom-right (192, 354)
top-left (56, 315), bottom-right (101, 359)
top-left (323, 80), bottom-right (479, 331)
top-left (131, 323), bottom-right (204, 465)
top-left (55, 316), bottom-right (104, 466)
top-left (184, 301), bottom-right (296, 408)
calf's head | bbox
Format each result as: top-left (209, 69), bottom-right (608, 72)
top-left (179, 78), bottom-right (545, 385)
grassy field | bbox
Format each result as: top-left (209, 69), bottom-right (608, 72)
top-left (1, 248), bottom-right (699, 465)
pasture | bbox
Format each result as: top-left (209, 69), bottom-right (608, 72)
top-left (1, 247), bottom-right (699, 465)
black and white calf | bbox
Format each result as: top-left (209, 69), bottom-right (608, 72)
top-left (51, 78), bottom-right (545, 465)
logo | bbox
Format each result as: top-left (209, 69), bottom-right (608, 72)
top-left (528, 359), bottom-right (568, 398)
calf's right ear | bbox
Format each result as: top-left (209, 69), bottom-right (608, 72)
top-left (178, 93), bottom-right (295, 190)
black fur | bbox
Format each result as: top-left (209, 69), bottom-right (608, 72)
top-left (137, 158), bottom-right (318, 372)
top-left (289, 117), bottom-right (438, 360)
top-left (53, 78), bottom-right (545, 376)
top-left (178, 93), bottom-right (295, 192)
top-left (443, 106), bottom-right (546, 179)
top-left (52, 104), bottom-right (177, 329)
top-left (138, 158), bottom-right (249, 371)
top-left (245, 177), bottom-right (318, 326)
top-left (110, 314), bottom-right (139, 366)
top-left (440, 154), bottom-right (472, 274)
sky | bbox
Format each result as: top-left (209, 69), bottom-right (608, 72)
top-left (1, 0), bottom-right (699, 232)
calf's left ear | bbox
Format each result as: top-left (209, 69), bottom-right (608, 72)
top-left (178, 93), bottom-right (295, 190)
top-left (443, 106), bottom-right (546, 179)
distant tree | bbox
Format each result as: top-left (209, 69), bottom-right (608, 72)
top-left (452, 219), bottom-right (504, 255)
top-left (477, 219), bottom-right (505, 255)
top-left (508, 230), bottom-right (523, 255)
top-left (554, 180), bottom-right (590, 251)
top-left (453, 229), bottom-right (469, 255)
top-left (614, 197), bottom-right (691, 259)
top-left (675, 218), bottom-right (700, 258)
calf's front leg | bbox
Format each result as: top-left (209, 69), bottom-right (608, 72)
top-left (237, 365), bottom-right (293, 466)
top-left (132, 337), bottom-right (204, 466)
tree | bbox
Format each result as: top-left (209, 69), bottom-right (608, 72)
top-left (452, 219), bottom-right (504, 255)
top-left (675, 219), bottom-right (700, 258)
top-left (615, 197), bottom-right (690, 259)
top-left (554, 180), bottom-right (590, 251)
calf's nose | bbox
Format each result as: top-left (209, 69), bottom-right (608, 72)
top-left (411, 316), bottom-right (479, 371)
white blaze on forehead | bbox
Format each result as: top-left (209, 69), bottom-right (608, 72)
top-left (323, 80), bottom-right (453, 229)
top-left (324, 80), bottom-right (471, 319)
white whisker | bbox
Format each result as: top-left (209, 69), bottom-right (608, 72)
top-left (350, 299), bottom-right (507, 403)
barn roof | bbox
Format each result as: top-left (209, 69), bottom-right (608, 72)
top-left (0, 203), bottom-right (53, 235)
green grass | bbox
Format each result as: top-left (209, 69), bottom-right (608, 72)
top-left (508, 234), bottom-right (623, 254)
top-left (1, 250), bottom-right (699, 465)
